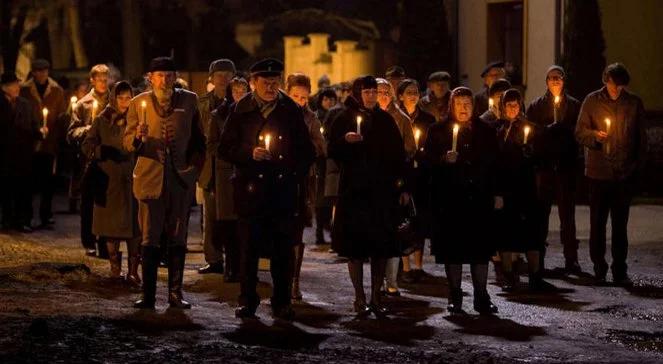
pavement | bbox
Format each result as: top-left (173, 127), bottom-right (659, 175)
top-left (0, 196), bottom-right (662, 363)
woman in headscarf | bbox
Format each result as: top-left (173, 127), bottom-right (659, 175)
top-left (328, 75), bottom-right (410, 317)
top-left (424, 87), bottom-right (501, 315)
top-left (495, 88), bottom-right (548, 291)
top-left (82, 81), bottom-right (141, 285)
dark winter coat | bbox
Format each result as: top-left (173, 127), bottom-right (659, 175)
top-left (0, 94), bottom-right (41, 177)
top-left (526, 91), bottom-right (581, 171)
top-left (205, 99), bottom-right (236, 220)
top-left (81, 104), bottom-right (138, 240)
top-left (424, 117), bottom-right (500, 264)
top-left (419, 91), bottom-right (450, 122)
top-left (197, 91), bottom-right (225, 189)
top-left (575, 87), bottom-right (647, 181)
top-left (474, 86), bottom-right (490, 116)
top-left (20, 78), bottom-right (67, 156)
top-left (328, 97), bottom-right (407, 259)
top-left (218, 91), bottom-right (316, 221)
top-left (495, 117), bottom-right (543, 252)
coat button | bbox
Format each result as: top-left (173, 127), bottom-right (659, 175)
top-left (278, 174), bottom-right (283, 179)
top-left (278, 135), bottom-right (283, 140)
top-left (279, 155), bottom-right (284, 160)
top-left (258, 174), bottom-right (263, 179)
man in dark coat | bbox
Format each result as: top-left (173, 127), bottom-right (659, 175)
top-left (474, 61), bottom-right (506, 116)
top-left (479, 78), bottom-right (511, 129)
top-left (419, 71), bottom-right (451, 122)
top-left (1, 73), bottom-right (44, 232)
top-left (575, 63), bottom-right (647, 285)
top-left (219, 58), bottom-right (315, 320)
top-left (526, 65), bottom-right (581, 273)
top-left (197, 58), bottom-right (236, 275)
top-left (19, 59), bottom-right (66, 230)
top-left (68, 64), bottom-right (111, 257)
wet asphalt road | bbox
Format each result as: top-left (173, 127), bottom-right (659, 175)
top-left (0, 197), bottom-right (662, 363)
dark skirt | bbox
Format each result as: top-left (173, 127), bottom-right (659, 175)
top-left (494, 196), bottom-right (543, 252)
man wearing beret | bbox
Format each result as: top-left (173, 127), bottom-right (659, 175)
top-left (526, 65), bottom-right (581, 274)
top-left (1, 73), bottom-right (46, 232)
top-left (474, 61), bottom-right (506, 116)
top-left (20, 59), bottom-right (66, 230)
top-left (219, 58), bottom-right (315, 320)
top-left (124, 57), bottom-right (206, 309)
top-left (419, 71), bottom-right (452, 122)
top-left (197, 59), bottom-right (236, 276)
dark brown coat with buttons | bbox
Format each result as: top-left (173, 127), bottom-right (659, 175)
top-left (218, 91), bottom-right (316, 219)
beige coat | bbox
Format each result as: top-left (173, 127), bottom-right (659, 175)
top-left (123, 89), bottom-right (205, 200)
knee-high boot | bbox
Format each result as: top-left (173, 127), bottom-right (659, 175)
top-left (168, 245), bottom-right (191, 309)
top-left (134, 245), bottom-right (160, 309)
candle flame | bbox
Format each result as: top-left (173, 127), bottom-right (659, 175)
top-left (93, 100), bottom-right (98, 108)
top-left (414, 128), bottom-right (421, 140)
top-left (320, 127), bottom-right (324, 134)
top-left (356, 116), bottom-right (362, 124)
top-left (42, 107), bottom-right (48, 117)
top-left (524, 125), bottom-right (531, 135)
top-left (488, 98), bottom-right (494, 108)
top-left (141, 100), bottom-right (147, 108)
top-left (70, 96), bottom-right (77, 104)
top-left (554, 95), bottom-right (560, 104)
top-left (453, 124), bottom-right (460, 133)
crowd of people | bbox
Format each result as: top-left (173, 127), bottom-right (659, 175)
top-left (0, 55), bottom-right (647, 319)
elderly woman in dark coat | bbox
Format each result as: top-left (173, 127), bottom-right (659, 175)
top-left (424, 87), bottom-right (501, 314)
top-left (495, 89), bottom-right (548, 291)
top-left (329, 75), bottom-right (410, 317)
top-left (82, 81), bottom-right (141, 285)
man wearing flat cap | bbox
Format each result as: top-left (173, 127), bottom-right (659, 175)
top-left (526, 65), bottom-right (581, 274)
top-left (219, 58), bottom-right (315, 320)
top-left (197, 58), bottom-right (236, 276)
top-left (124, 56), bottom-right (206, 310)
top-left (385, 65), bottom-right (406, 95)
top-left (2, 73), bottom-right (45, 232)
top-left (420, 71), bottom-right (452, 122)
top-left (20, 59), bottom-right (66, 230)
top-left (474, 61), bottom-right (506, 115)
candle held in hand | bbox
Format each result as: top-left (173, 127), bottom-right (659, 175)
top-left (452, 123), bottom-right (460, 152)
top-left (92, 100), bottom-right (98, 119)
top-left (140, 100), bottom-right (148, 142)
top-left (524, 125), bottom-right (531, 144)
top-left (605, 118), bottom-right (611, 134)
top-left (356, 115), bottom-right (362, 135)
top-left (264, 134), bottom-right (272, 152)
top-left (553, 95), bottom-right (560, 123)
top-left (414, 128), bottom-right (421, 149)
top-left (42, 108), bottom-right (48, 128)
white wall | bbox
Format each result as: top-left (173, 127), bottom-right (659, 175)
top-left (524, 0), bottom-right (557, 105)
top-left (458, 0), bottom-right (487, 93)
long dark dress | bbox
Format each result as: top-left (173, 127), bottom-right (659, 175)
top-left (328, 97), bottom-right (407, 259)
top-left (495, 118), bottom-right (543, 252)
top-left (425, 117), bottom-right (500, 264)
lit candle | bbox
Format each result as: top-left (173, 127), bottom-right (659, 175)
top-left (524, 125), bottom-right (531, 144)
top-left (264, 134), bottom-right (272, 152)
top-left (92, 100), bottom-right (98, 119)
top-left (553, 95), bottom-right (560, 123)
top-left (452, 123), bottom-right (459, 152)
top-left (70, 96), bottom-right (77, 108)
top-left (42, 107), bottom-right (48, 128)
top-left (488, 97), bottom-right (494, 110)
top-left (356, 115), bottom-right (362, 135)
top-left (320, 126), bottom-right (324, 135)
top-left (414, 128), bottom-right (421, 149)
top-left (140, 100), bottom-right (148, 142)
top-left (605, 118), bottom-right (611, 154)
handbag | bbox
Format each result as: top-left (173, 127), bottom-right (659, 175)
top-left (398, 197), bottom-right (422, 256)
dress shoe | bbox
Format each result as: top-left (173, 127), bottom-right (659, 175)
top-left (447, 302), bottom-right (464, 314)
top-left (613, 275), bottom-right (633, 287)
top-left (235, 305), bottom-right (257, 319)
top-left (198, 263), bottom-right (224, 274)
top-left (353, 301), bottom-right (371, 317)
top-left (133, 298), bottom-right (155, 309)
top-left (272, 305), bottom-right (295, 321)
top-left (383, 288), bottom-right (401, 297)
top-left (368, 303), bottom-right (388, 318)
top-left (565, 260), bottom-right (582, 275)
top-left (474, 299), bottom-right (498, 315)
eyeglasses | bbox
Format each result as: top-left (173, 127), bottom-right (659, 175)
top-left (547, 76), bottom-right (564, 81)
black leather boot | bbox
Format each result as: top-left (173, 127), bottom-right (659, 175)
top-left (134, 246), bottom-right (160, 309)
top-left (168, 246), bottom-right (191, 309)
